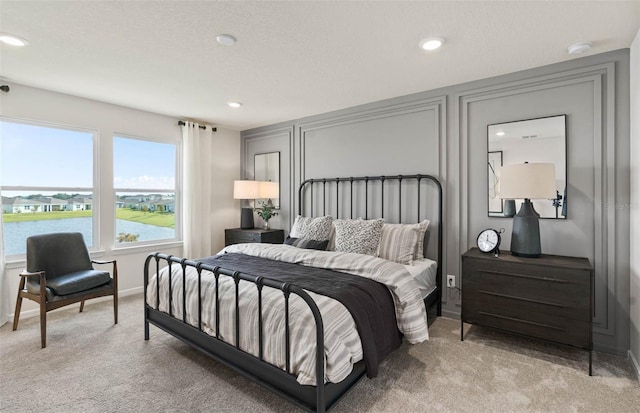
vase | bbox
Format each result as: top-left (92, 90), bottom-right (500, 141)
top-left (503, 200), bottom-right (516, 218)
top-left (263, 220), bottom-right (270, 230)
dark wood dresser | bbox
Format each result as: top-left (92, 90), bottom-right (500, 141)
top-left (461, 247), bottom-right (594, 374)
top-left (224, 228), bottom-right (285, 247)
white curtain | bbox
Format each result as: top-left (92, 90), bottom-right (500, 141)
top-left (181, 122), bottom-right (214, 258)
top-left (0, 195), bottom-right (8, 327)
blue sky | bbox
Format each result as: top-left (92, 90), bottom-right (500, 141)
top-left (113, 136), bottom-right (175, 189)
top-left (1, 121), bottom-right (175, 191)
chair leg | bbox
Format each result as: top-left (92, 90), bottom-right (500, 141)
top-left (113, 293), bottom-right (118, 324)
top-left (13, 277), bottom-right (26, 331)
top-left (40, 300), bottom-right (47, 349)
top-left (79, 300), bottom-right (85, 313)
top-left (12, 294), bottom-right (23, 331)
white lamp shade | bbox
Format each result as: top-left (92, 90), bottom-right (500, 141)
top-left (499, 163), bottom-right (557, 200)
top-left (233, 180), bottom-right (261, 199)
top-left (259, 181), bottom-right (279, 199)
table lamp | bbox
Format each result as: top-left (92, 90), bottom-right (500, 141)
top-left (499, 162), bottom-right (556, 257)
top-left (233, 180), bottom-right (260, 229)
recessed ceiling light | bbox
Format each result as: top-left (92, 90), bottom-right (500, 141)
top-left (419, 36), bottom-right (445, 51)
top-left (216, 34), bottom-right (237, 46)
top-left (496, 131), bottom-right (506, 136)
top-left (567, 42), bottom-right (592, 55)
top-left (0, 33), bottom-right (29, 47)
top-left (227, 101), bottom-right (242, 108)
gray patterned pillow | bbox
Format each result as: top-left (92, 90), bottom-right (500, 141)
top-left (378, 223), bottom-right (420, 265)
top-left (333, 218), bottom-right (384, 256)
top-left (290, 215), bottom-right (333, 241)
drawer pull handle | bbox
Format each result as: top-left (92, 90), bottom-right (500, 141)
top-left (478, 269), bottom-right (570, 283)
top-left (478, 311), bottom-right (564, 330)
top-left (478, 290), bottom-right (566, 308)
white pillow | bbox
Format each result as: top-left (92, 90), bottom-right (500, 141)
top-left (333, 218), bottom-right (384, 256)
top-left (290, 215), bottom-right (333, 241)
top-left (378, 223), bottom-right (420, 265)
top-left (414, 219), bottom-right (430, 260)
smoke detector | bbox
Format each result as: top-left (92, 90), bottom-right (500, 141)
top-left (568, 42), bottom-right (592, 55)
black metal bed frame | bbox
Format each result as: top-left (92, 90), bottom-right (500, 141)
top-left (144, 174), bottom-right (443, 412)
top-left (298, 174), bottom-right (443, 316)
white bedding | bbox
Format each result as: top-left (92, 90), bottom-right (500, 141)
top-left (146, 243), bottom-right (429, 385)
top-left (404, 258), bottom-right (438, 299)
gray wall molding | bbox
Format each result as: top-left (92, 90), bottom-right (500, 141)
top-left (457, 63), bottom-right (617, 341)
top-left (296, 96), bottom-right (448, 296)
top-left (241, 50), bottom-right (630, 354)
top-left (298, 96), bottom-right (447, 181)
top-left (242, 125), bottom-right (294, 177)
top-left (242, 125), bottom-right (295, 229)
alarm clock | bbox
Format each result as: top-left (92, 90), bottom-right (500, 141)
top-left (477, 228), bottom-right (502, 256)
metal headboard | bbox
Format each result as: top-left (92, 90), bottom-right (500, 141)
top-left (298, 174), bottom-right (443, 313)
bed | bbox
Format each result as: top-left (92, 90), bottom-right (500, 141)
top-left (144, 174), bottom-right (443, 412)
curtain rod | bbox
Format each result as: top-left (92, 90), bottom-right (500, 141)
top-left (178, 120), bottom-right (217, 132)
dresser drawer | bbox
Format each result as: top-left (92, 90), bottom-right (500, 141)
top-left (462, 258), bottom-right (591, 309)
top-left (462, 305), bottom-right (591, 348)
top-left (228, 232), bottom-right (261, 243)
top-left (225, 229), bottom-right (285, 246)
top-left (463, 290), bottom-right (589, 327)
top-left (463, 256), bottom-right (590, 284)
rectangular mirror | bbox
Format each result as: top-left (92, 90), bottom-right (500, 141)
top-left (254, 151), bottom-right (280, 209)
top-left (488, 115), bottom-right (567, 219)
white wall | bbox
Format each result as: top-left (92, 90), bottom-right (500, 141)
top-left (211, 127), bottom-right (242, 249)
top-left (630, 28), bottom-right (640, 379)
top-left (0, 82), bottom-right (240, 322)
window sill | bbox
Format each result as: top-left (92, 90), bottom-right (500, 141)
top-left (5, 249), bottom-right (108, 269)
top-left (4, 241), bottom-right (183, 269)
top-left (110, 240), bottom-right (183, 256)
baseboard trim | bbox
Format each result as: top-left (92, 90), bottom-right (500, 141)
top-left (441, 308), bottom-right (461, 320)
top-left (7, 286), bottom-right (143, 323)
top-left (592, 342), bottom-right (629, 357)
top-left (630, 350), bottom-right (640, 383)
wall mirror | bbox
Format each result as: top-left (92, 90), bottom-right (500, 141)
top-left (254, 151), bottom-right (280, 208)
top-left (487, 115), bottom-right (567, 219)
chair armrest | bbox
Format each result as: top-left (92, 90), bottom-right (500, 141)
top-left (18, 270), bottom-right (45, 280)
top-left (91, 259), bottom-right (116, 265)
top-left (91, 260), bottom-right (118, 285)
top-left (19, 270), bottom-right (47, 296)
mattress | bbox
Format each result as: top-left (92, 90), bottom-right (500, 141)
top-left (404, 258), bottom-right (438, 299)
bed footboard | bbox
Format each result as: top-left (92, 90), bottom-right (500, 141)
top-left (143, 253), bottom-right (365, 413)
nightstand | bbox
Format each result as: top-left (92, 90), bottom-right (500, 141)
top-left (224, 228), bottom-right (285, 246)
top-left (461, 247), bottom-right (593, 375)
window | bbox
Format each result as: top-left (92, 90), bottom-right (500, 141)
top-left (113, 136), bottom-right (178, 246)
top-left (1, 120), bottom-right (96, 257)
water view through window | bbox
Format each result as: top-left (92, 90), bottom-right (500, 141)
top-left (113, 136), bottom-right (177, 245)
top-left (1, 121), bottom-right (96, 256)
top-left (1, 122), bottom-right (178, 256)
top-left (3, 217), bottom-right (175, 256)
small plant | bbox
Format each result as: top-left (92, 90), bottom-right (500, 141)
top-left (254, 201), bottom-right (278, 223)
top-left (117, 232), bottom-right (140, 243)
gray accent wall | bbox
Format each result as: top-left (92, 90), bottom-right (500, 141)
top-left (241, 49), bottom-right (632, 355)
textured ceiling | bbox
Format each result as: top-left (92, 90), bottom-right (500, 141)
top-left (1, 1), bottom-right (638, 130)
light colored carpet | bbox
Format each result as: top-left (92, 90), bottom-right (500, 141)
top-left (1, 294), bottom-right (638, 413)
